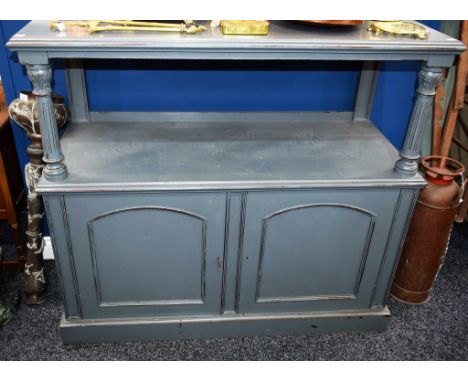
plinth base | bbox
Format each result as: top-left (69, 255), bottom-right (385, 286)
top-left (60, 308), bottom-right (391, 344)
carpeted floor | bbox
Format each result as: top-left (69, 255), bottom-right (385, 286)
top-left (0, 220), bottom-right (467, 361)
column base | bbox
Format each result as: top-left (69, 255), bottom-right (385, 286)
top-left (394, 158), bottom-right (418, 175)
top-left (43, 163), bottom-right (68, 181)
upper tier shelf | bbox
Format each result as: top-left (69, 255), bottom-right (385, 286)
top-left (7, 21), bottom-right (464, 65)
top-left (36, 112), bottom-right (425, 193)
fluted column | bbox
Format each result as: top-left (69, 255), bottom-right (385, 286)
top-left (26, 64), bottom-right (68, 180)
top-left (395, 64), bottom-right (443, 175)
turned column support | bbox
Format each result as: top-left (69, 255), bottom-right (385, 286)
top-left (26, 63), bottom-right (68, 181)
top-left (395, 64), bottom-right (443, 175)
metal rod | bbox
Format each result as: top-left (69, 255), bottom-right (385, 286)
top-left (90, 26), bottom-right (185, 33)
top-left (432, 70), bottom-right (446, 155)
top-left (102, 20), bottom-right (190, 28)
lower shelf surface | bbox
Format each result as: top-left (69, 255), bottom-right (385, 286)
top-left (38, 113), bottom-right (425, 193)
top-left (60, 307), bottom-right (391, 344)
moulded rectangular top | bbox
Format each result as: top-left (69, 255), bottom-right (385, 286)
top-left (7, 21), bottom-right (465, 65)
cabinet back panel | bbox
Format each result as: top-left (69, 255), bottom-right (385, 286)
top-left (84, 60), bottom-right (360, 112)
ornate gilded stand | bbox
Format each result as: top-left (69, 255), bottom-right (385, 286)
top-left (8, 90), bottom-right (69, 304)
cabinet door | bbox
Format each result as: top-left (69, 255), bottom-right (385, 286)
top-left (64, 192), bottom-right (226, 319)
top-left (238, 189), bottom-right (400, 313)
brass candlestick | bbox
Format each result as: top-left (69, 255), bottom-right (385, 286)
top-left (8, 91), bottom-right (69, 304)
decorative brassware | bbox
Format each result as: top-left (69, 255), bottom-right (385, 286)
top-left (8, 91), bottom-right (69, 304)
top-left (368, 21), bottom-right (427, 39)
top-left (220, 20), bottom-right (270, 35)
top-left (49, 20), bottom-right (206, 34)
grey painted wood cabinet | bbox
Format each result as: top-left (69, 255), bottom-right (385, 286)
top-left (7, 21), bottom-right (464, 343)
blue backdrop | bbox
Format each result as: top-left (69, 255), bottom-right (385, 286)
top-left (0, 20), bottom-right (441, 180)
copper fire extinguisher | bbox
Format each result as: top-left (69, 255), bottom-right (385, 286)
top-left (391, 156), bottom-right (465, 304)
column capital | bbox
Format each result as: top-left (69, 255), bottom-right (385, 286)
top-left (416, 65), bottom-right (443, 96)
top-left (26, 64), bottom-right (52, 96)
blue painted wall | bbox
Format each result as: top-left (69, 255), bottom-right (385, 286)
top-left (1, 20), bottom-right (441, 176)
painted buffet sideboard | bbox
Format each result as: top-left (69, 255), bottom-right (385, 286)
top-left (7, 21), bottom-right (464, 343)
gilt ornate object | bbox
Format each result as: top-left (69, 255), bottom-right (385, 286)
top-left (220, 20), bottom-right (270, 35)
top-left (8, 91), bottom-right (69, 304)
top-left (368, 21), bottom-right (428, 39)
top-left (49, 20), bottom-right (206, 34)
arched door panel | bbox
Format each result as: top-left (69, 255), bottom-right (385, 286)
top-left (238, 189), bottom-right (400, 313)
top-left (64, 192), bottom-right (226, 318)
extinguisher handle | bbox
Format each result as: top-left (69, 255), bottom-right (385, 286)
top-left (458, 176), bottom-right (467, 203)
top-left (421, 156), bottom-right (465, 181)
